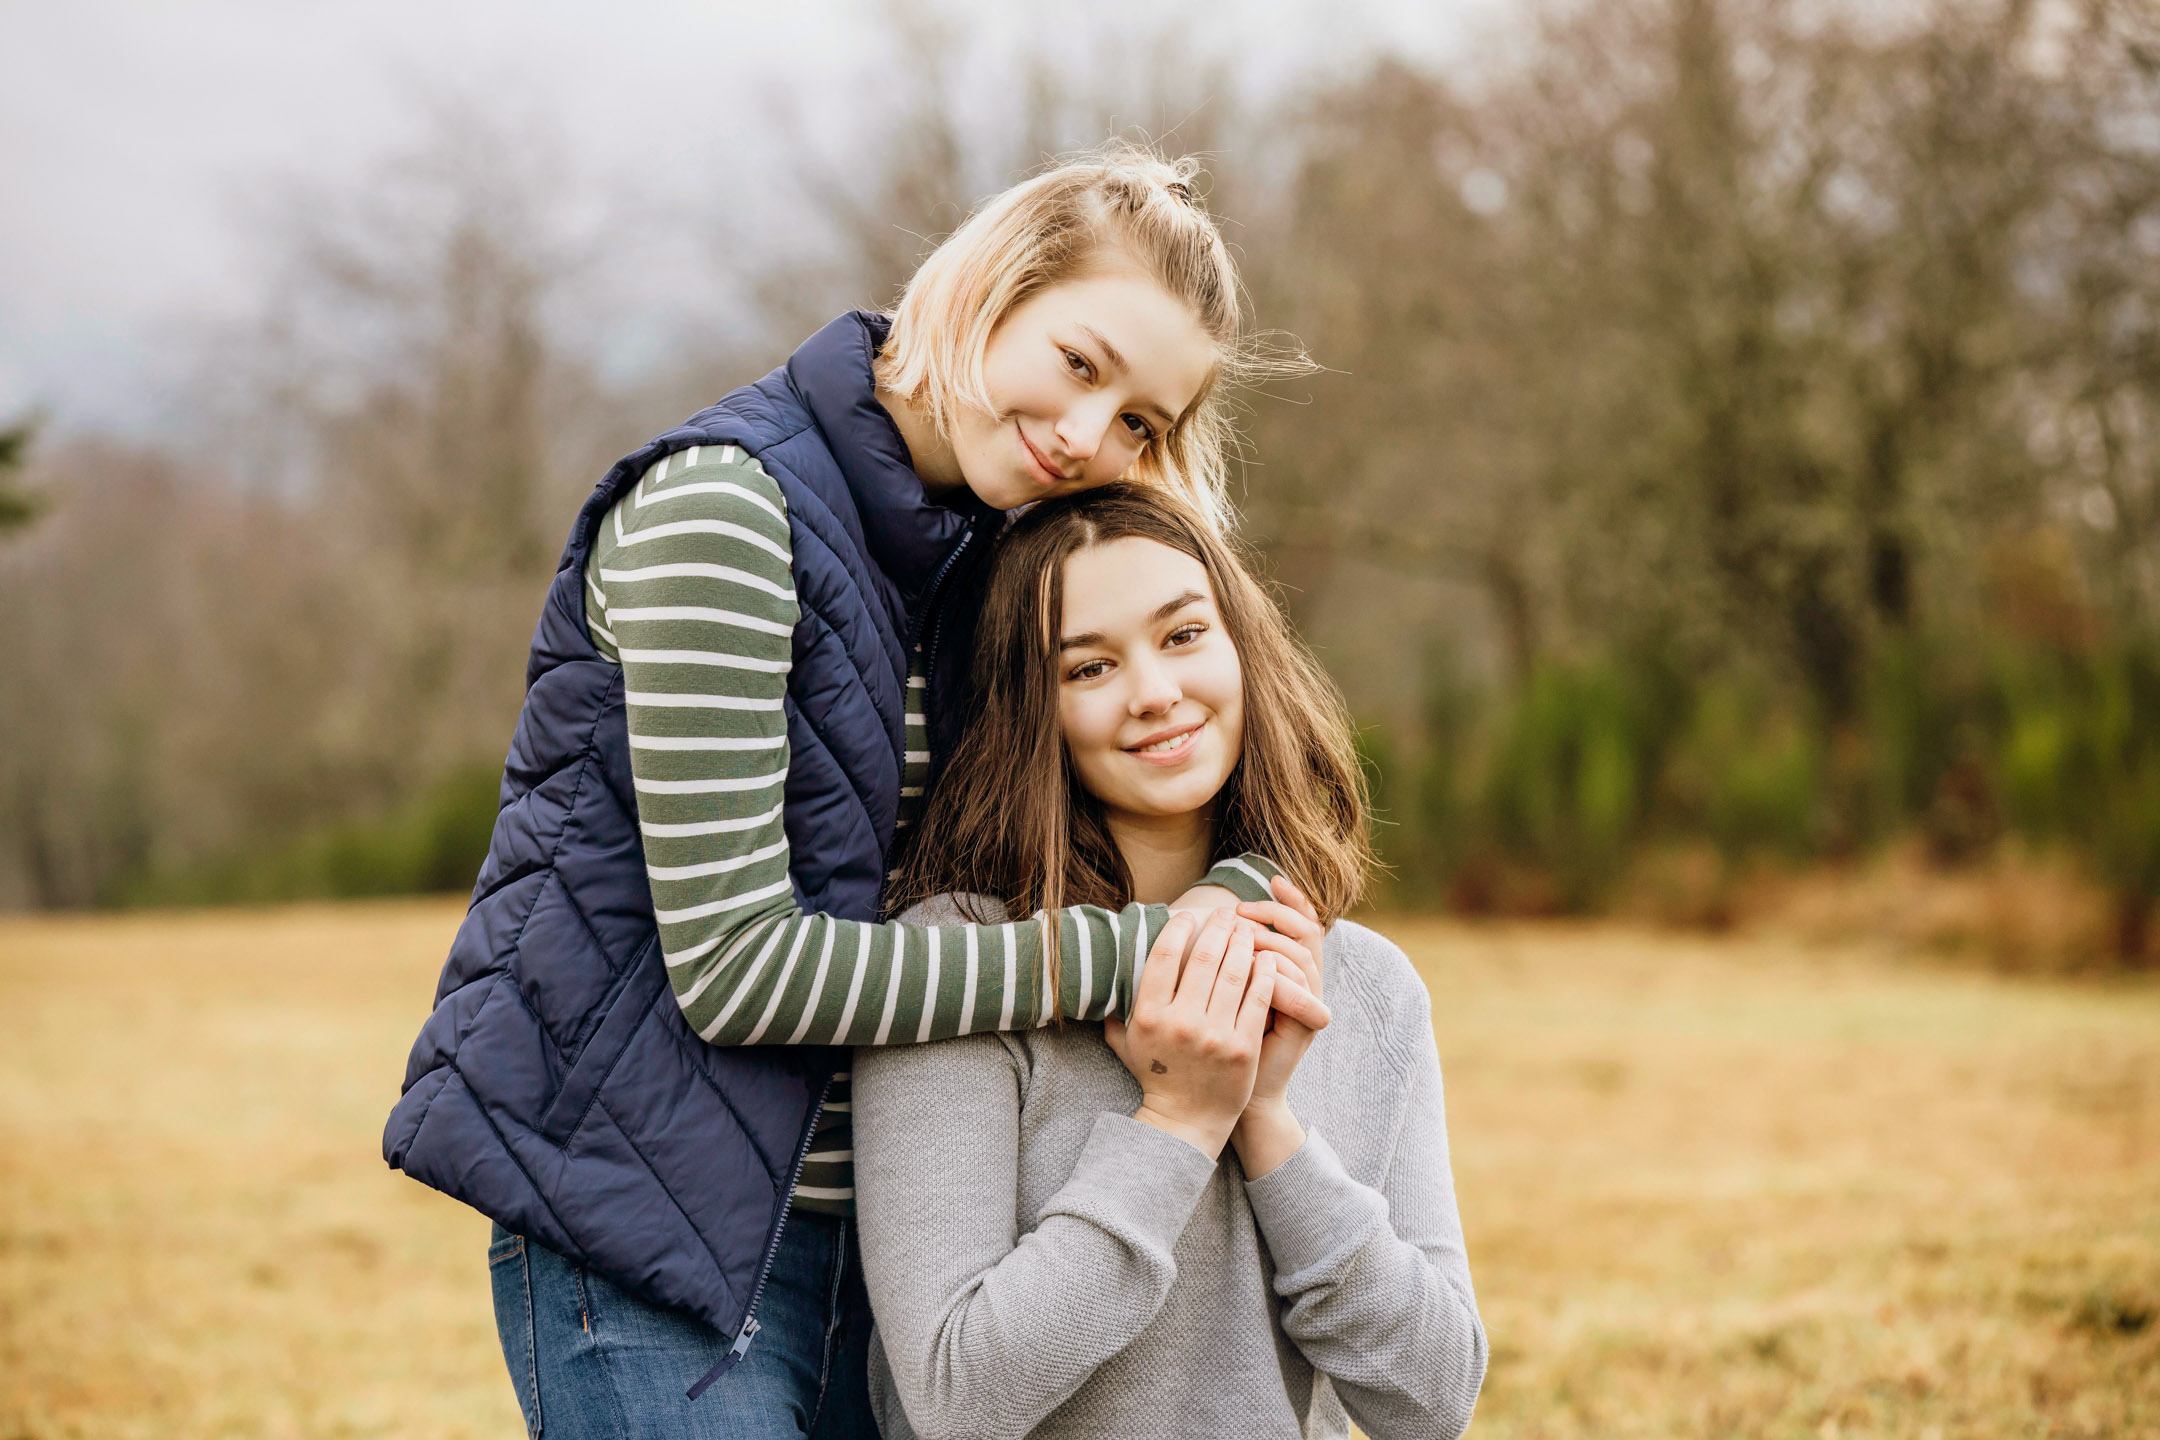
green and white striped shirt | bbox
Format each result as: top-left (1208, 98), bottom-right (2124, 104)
top-left (585, 444), bottom-right (1280, 1212)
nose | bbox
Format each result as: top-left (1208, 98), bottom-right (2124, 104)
top-left (1054, 399), bottom-right (1117, 469)
top-left (1126, 652), bottom-right (1181, 718)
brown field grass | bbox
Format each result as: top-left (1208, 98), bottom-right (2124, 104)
top-left (1, 902), bottom-right (2155, 1438)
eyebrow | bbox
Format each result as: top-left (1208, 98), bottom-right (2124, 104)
top-left (1058, 589), bottom-right (1209, 651)
top-left (1076, 324), bottom-right (1128, 374)
top-left (1076, 325), bottom-right (1178, 429)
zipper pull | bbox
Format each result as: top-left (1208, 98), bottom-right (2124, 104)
top-left (686, 1317), bottom-right (761, 1400)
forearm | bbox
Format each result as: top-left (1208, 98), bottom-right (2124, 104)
top-left (679, 902), bottom-right (1144, 1045)
top-left (662, 841), bottom-right (1284, 1046)
top-left (1245, 1131), bottom-right (1486, 1438)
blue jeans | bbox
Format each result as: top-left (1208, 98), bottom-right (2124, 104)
top-left (489, 1213), bottom-right (875, 1439)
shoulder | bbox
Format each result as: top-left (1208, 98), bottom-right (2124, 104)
top-left (604, 444), bottom-right (792, 552)
top-left (1323, 917), bottom-right (1422, 992)
top-left (1322, 918), bottom-right (1436, 1064)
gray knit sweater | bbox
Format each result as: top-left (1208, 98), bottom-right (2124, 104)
top-left (851, 900), bottom-right (1487, 1440)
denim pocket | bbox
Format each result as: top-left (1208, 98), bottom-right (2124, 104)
top-left (488, 1228), bottom-right (527, 1268)
top-left (488, 1223), bottom-right (543, 1439)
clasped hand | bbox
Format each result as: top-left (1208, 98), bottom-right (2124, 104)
top-left (1105, 876), bottom-right (1328, 1177)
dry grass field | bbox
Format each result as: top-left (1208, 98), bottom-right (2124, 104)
top-left (1, 902), bottom-right (2154, 1439)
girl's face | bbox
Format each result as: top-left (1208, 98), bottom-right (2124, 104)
top-left (1055, 536), bottom-right (1245, 825)
top-left (952, 268), bottom-right (1216, 512)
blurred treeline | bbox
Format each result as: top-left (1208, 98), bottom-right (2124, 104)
top-left (3, 0), bottom-right (2158, 963)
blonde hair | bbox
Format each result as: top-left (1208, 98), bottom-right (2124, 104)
top-left (875, 141), bottom-right (1286, 533)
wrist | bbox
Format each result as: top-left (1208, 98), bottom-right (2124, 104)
top-left (1133, 1103), bottom-right (1232, 1159)
top-left (1231, 1099), bottom-right (1305, 1179)
top-left (1167, 884), bottom-right (1238, 917)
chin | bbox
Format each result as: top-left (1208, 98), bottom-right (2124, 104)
top-left (1121, 774), bottom-right (1228, 819)
top-left (959, 466), bottom-right (1036, 513)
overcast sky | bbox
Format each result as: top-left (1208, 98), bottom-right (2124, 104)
top-left (0, 0), bottom-right (1501, 431)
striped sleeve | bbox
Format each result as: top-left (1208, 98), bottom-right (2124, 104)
top-left (588, 446), bottom-right (1279, 1048)
top-left (1196, 852), bottom-right (1283, 903)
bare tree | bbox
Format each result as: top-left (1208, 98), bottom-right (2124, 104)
top-left (0, 419), bottom-right (36, 531)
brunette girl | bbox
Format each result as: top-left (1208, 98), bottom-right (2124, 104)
top-left (854, 484), bottom-right (1489, 1440)
top-left (385, 147), bottom-right (1326, 1439)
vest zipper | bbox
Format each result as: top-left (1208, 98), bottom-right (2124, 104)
top-left (915, 524), bottom-right (980, 743)
top-left (685, 1066), bottom-right (839, 1400)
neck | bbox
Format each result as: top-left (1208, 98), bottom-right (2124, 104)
top-left (875, 382), bottom-right (967, 497)
top-left (1105, 805), bottom-right (1217, 905)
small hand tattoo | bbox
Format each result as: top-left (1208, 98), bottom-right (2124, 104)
top-left (1150, 1060), bottom-right (1168, 1075)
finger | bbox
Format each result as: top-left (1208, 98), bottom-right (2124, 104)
top-left (1137, 910), bottom-right (1198, 1011)
top-left (1249, 934), bottom-right (1320, 1005)
top-left (1249, 927), bottom-right (1324, 1000)
top-left (1273, 873), bottom-right (1321, 926)
top-left (1267, 971), bottom-right (1332, 1031)
top-left (1206, 924), bottom-right (1257, 1025)
top-left (1237, 896), bottom-right (1325, 992)
top-left (1246, 922), bottom-right (1320, 969)
top-left (1172, 908), bottom-right (1237, 1010)
top-left (1235, 899), bottom-right (1324, 948)
top-left (1234, 951), bottom-right (1277, 1042)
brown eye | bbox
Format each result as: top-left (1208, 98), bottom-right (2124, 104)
top-left (1069, 658), bottom-right (1110, 682)
top-left (1121, 413), bottom-right (1155, 442)
top-left (1062, 348), bottom-right (1094, 380)
top-left (1165, 624), bottom-right (1203, 648)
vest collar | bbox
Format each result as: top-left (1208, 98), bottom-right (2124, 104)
top-left (786, 311), bottom-right (993, 605)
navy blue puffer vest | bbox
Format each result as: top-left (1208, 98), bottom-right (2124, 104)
top-left (383, 312), bottom-right (997, 1367)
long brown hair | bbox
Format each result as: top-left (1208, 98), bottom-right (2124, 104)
top-left (890, 484), bottom-right (1371, 945)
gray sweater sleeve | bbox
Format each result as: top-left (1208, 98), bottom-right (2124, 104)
top-left (1241, 940), bottom-right (1489, 1440)
top-left (852, 1035), bottom-right (1218, 1440)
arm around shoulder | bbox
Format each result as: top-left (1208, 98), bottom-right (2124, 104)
top-left (604, 454), bottom-right (1237, 1049)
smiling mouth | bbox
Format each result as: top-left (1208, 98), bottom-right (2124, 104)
top-left (1125, 721), bottom-right (1204, 763)
top-left (1019, 427), bottom-right (1070, 487)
